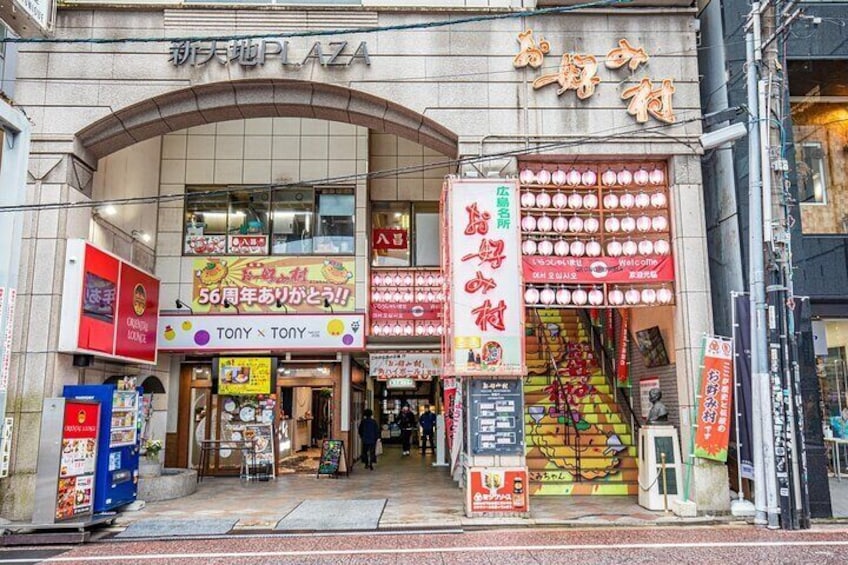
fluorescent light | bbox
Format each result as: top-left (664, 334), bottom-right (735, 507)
top-left (97, 204), bottom-right (117, 216)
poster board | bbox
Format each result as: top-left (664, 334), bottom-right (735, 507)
top-left (217, 357), bottom-right (273, 396)
top-left (317, 439), bottom-right (348, 478)
top-left (467, 467), bottom-right (528, 514)
top-left (469, 378), bottom-right (524, 455)
top-left (635, 326), bottom-right (670, 367)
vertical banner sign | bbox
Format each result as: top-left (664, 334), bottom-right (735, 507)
top-left (451, 380), bottom-right (464, 479)
top-left (445, 179), bottom-right (525, 376)
top-left (0, 289), bottom-right (15, 390)
top-left (694, 335), bottom-right (734, 462)
top-left (616, 310), bottom-right (629, 386)
top-left (443, 377), bottom-right (457, 453)
top-left (732, 294), bottom-right (754, 480)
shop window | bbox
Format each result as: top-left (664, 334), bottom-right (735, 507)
top-left (797, 141), bottom-right (828, 205)
top-left (272, 187), bottom-right (314, 254)
top-left (314, 187), bottom-right (355, 254)
top-left (370, 202), bottom-right (440, 267)
top-left (185, 188), bottom-right (229, 255)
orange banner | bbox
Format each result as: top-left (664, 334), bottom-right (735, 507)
top-left (694, 336), bottom-right (734, 462)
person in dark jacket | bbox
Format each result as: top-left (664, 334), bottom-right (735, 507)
top-left (358, 409), bottom-right (380, 470)
top-left (419, 406), bottom-right (437, 455)
top-left (397, 404), bottom-right (417, 456)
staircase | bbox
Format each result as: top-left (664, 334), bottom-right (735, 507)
top-left (524, 308), bottom-right (638, 496)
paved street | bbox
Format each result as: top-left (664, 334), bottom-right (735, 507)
top-left (2, 525), bottom-right (848, 564)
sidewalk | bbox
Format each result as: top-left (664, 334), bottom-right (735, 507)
top-left (115, 446), bottom-right (726, 532)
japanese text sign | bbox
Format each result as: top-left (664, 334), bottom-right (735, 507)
top-left (694, 336), bottom-right (734, 462)
top-left (467, 467), bottom-right (528, 514)
top-left (372, 228), bottom-right (408, 251)
top-left (217, 357), bottom-right (273, 396)
top-left (193, 257), bottom-right (354, 313)
top-left (369, 353), bottom-right (440, 381)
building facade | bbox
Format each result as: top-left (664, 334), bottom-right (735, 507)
top-left (1, 1), bottom-right (719, 520)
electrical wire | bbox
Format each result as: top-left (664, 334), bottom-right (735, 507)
top-left (1, 1), bottom-right (629, 45)
top-left (0, 112), bottom-right (703, 214)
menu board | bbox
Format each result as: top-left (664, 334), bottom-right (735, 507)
top-left (57, 401), bottom-right (100, 521)
top-left (317, 439), bottom-right (348, 477)
top-left (469, 379), bottom-right (524, 455)
top-left (243, 423), bottom-right (275, 468)
top-left (218, 357), bottom-right (273, 396)
top-left (109, 389), bottom-right (139, 447)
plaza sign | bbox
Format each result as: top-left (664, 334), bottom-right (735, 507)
top-left (169, 39), bottom-right (370, 68)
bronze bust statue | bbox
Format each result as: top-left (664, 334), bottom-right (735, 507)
top-left (646, 388), bottom-right (669, 425)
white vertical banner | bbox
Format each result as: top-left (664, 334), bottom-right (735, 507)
top-left (445, 179), bottom-right (525, 376)
top-left (0, 289), bottom-right (14, 392)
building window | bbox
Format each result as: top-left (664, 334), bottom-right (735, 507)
top-left (797, 141), bottom-right (828, 205)
top-left (185, 186), bottom-right (355, 256)
top-left (370, 201), bottom-right (440, 267)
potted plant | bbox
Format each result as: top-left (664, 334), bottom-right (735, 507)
top-left (139, 439), bottom-right (163, 477)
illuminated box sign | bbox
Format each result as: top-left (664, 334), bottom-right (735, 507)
top-left (369, 353), bottom-right (440, 381)
top-left (216, 357), bottom-right (273, 396)
top-left (59, 240), bottom-right (160, 364)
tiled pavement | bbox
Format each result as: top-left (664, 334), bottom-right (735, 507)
top-left (117, 446), bottom-right (723, 532)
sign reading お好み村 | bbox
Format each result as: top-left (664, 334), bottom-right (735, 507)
top-left (443, 179), bottom-right (525, 376)
top-left (694, 336), bottom-right (734, 462)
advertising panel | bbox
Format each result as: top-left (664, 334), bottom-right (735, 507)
top-left (158, 313), bottom-right (365, 352)
top-left (469, 378), bottom-right (524, 455)
top-left (445, 179), bottom-right (525, 376)
top-left (58, 240), bottom-right (160, 364)
top-left (372, 228), bottom-right (408, 250)
top-left (467, 467), bottom-right (528, 513)
top-left (369, 353), bottom-right (440, 381)
top-left (217, 357), bottom-right (273, 396)
top-left (694, 335), bottom-right (734, 462)
top-left (523, 255), bottom-right (674, 285)
top-left (56, 401), bottom-right (99, 521)
top-left (192, 257), bottom-right (355, 313)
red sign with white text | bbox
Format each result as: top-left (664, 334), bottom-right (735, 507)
top-left (468, 468), bottom-right (528, 513)
top-left (78, 245), bottom-right (120, 356)
top-left (57, 401), bottom-right (100, 521)
top-left (523, 255), bottom-right (674, 285)
top-left (114, 263), bottom-right (160, 363)
top-left (372, 228), bottom-right (408, 250)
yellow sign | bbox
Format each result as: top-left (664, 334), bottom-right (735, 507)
top-left (454, 336), bottom-right (482, 349)
top-left (218, 357), bottom-right (272, 396)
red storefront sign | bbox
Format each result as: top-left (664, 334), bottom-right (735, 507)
top-left (523, 255), bottom-right (674, 285)
top-left (467, 468), bottom-right (528, 513)
top-left (57, 400), bottom-right (100, 521)
top-left (114, 263), bottom-right (160, 363)
top-left (62, 401), bottom-right (100, 440)
top-left (370, 302), bottom-right (441, 321)
top-left (228, 235), bottom-right (268, 255)
top-left (694, 336), bottom-right (734, 462)
top-left (372, 228), bottom-right (408, 250)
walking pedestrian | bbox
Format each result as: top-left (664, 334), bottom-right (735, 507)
top-left (358, 409), bottom-right (379, 470)
top-left (419, 406), bottom-right (437, 455)
top-left (398, 404), bottom-right (417, 456)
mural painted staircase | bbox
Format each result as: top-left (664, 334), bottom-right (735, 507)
top-left (525, 308), bottom-right (638, 495)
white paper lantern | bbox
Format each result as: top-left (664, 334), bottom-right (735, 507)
top-left (618, 169), bottom-right (633, 185)
top-left (426, 274), bottom-right (436, 286)
top-left (554, 239), bottom-right (570, 256)
top-left (582, 171), bottom-right (597, 186)
top-left (572, 288), bottom-right (589, 305)
top-left (373, 274), bottom-right (384, 286)
top-left (635, 192), bottom-right (651, 209)
top-left (602, 169), bottom-right (618, 186)
top-left (436, 292), bottom-right (444, 302)
top-left (570, 240), bottom-right (586, 257)
top-left (638, 239), bottom-right (654, 255)
top-left (522, 239), bottom-right (538, 255)
top-left (605, 216), bottom-right (621, 233)
top-left (619, 192), bottom-right (635, 209)
top-left (582, 193), bottom-right (599, 209)
top-left (393, 274), bottom-right (403, 286)
top-left (634, 168), bottom-right (650, 186)
top-left (425, 292), bottom-right (436, 302)
top-left (568, 192), bottom-right (584, 209)
top-left (537, 169), bottom-right (552, 185)
top-left (620, 216), bottom-right (637, 233)
top-left (552, 191), bottom-right (568, 209)
top-left (657, 286), bottom-right (674, 304)
top-left (641, 288), bottom-right (657, 305)
top-left (588, 287), bottom-right (605, 305)
top-left (372, 291), bottom-right (381, 303)
top-left (652, 216), bottom-right (669, 232)
top-left (521, 215), bottom-right (537, 232)
top-left (372, 324), bottom-right (383, 336)
top-left (537, 239), bottom-right (554, 256)
top-left (625, 288), bottom-right (641, 305)
top-left (584, 217), bottom-right (600, 233)
top-left (425, 325), bottom-right (436, 336)
top-left (607, 240), bottom-right (623, 257)
top-left (403, 324), bottom-right (414, 336)
top-left (537, 214), bottom-right (553, 232)
top-left (392, 324), bottom-right (404, 336)
top-left (567, 169), bottom-right (582, 186)
top-left (556, 288), bottom-right (572, 305)
top-left (552, 169), bottom-right (567, 186)
top-left (636, 216), bottom-right (652, 232)
top-left (436, 325), bottom-right (444, 336)
top-left (649, 167), bottom-right (665, 185)
top-left (519, 168), bottom-right (536, 184)
top-left (391, 291), bottom-right (402, 303)
top-left (654, 239), bottom-right (671, 255)
top-left (535, 191), bottom-right (552, 209)
top-left (540, 286), bottom-right (556, 305)
top-left (417, 292), bottom-right (426, 302)
top-left (553, 215), bottom-right (569, 233)
top-left (650, 192), bottom-right (667, 208)
top-left (524, 287), bottom-right (540, 304)
top-left (568, 216), bottom-right (584, 233)
top-left (622, 239), bottom-right (638, 256)
top-left (608, 288), bottom-right (625, 305)
top-left (586, 240), bottom-right (602, 257)
top-left (521, 191), bottom-right (536, 208)
top-left (403, 291), bottom-right (413, 302)
top-left (403, 274), bottom-right (413, 286)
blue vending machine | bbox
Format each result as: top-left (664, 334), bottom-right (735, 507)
top-left (63, 383), bottom-right (141, 513)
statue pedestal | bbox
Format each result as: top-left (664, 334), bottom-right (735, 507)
top-left (638, 425), bottom-right (683, 511)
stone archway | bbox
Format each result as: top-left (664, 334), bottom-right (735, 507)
top-left (77, 79), bottom-right (459, 161)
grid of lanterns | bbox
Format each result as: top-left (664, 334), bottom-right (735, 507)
top-left (370, 269), bottom-right (445, 337)
top-left (519, 164), bottom-right (674, 308)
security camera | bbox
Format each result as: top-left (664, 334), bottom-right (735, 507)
top-left (700, 123), bottom-right (748, 150)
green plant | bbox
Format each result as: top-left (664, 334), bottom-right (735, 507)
top-left (143, 439), bottom-right (163, 460)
